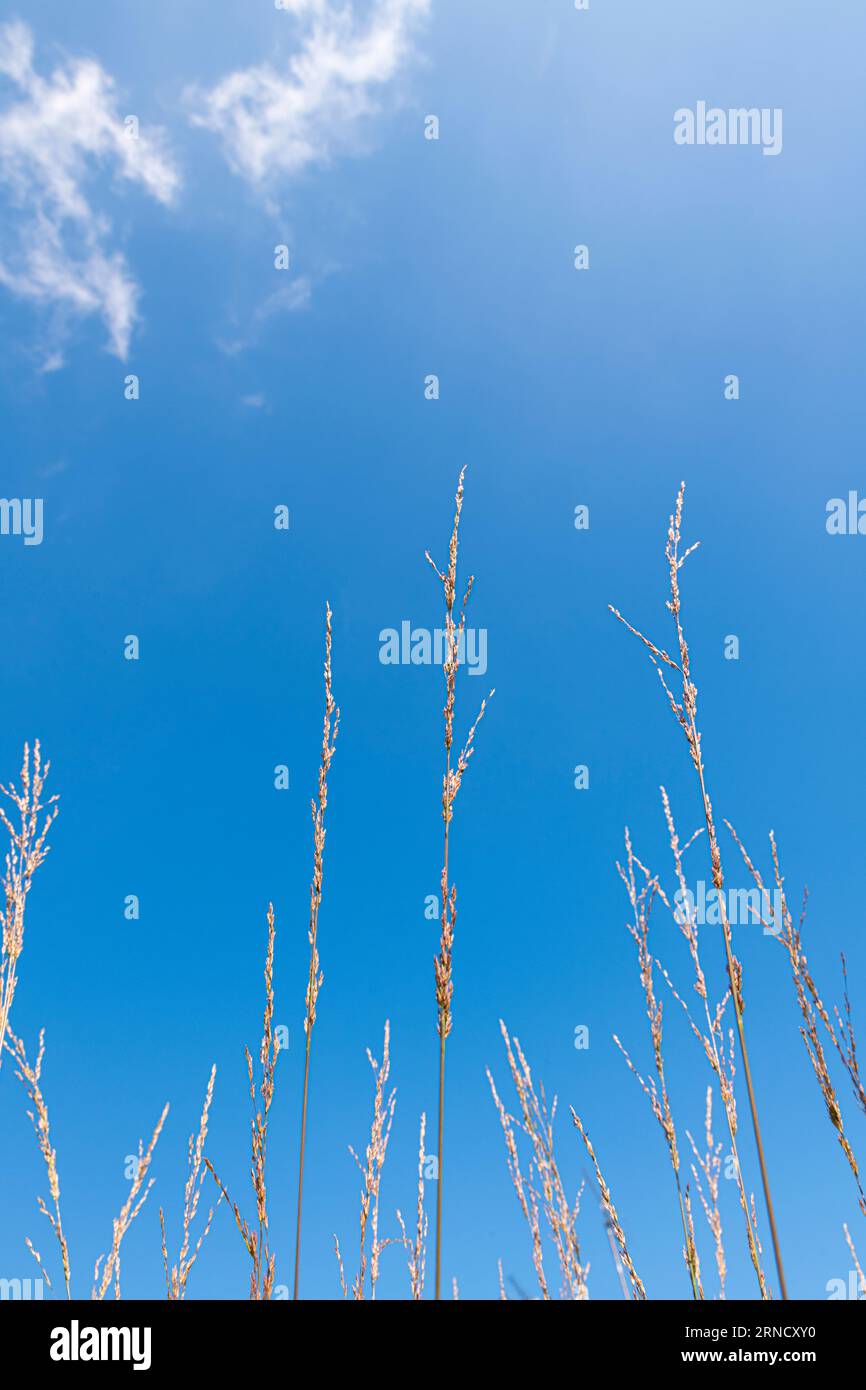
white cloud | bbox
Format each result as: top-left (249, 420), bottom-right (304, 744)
top-left (217, 275), bottom-right (312, 355)
top-left (189, 0), bottom-right (429, 188)
top-left (0, 20), bottom-right (180, 360)
top-left (256, 277), bottom-right (313, 318)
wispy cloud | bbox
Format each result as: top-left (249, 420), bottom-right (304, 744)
top-left (217, 275), bottom-right (312, 355)
top-left (0, 20), bottom-right (180, 361)
top-left (189, 0), bottom-right (429, 189)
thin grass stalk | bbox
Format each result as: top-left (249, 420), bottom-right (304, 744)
top-left (0, 742), bottom-right (58, 1067)
top-left (345, 1021), bottom-right (396, 1300)
top-left (654, 789), bottom-right (769, 1296)
top-left (206, 904), bottom-right (280, 1299)
top-left (599, 1198), bottom-right (631, 1299)
top-left (435, 1032), bottom-right (445, 1302)
top-left (836, 955), bottom-right (866, 1118)
top-left (686, 1087), bottom-right (726, 1299)
top-left (726, 824), bottom-right (866, 1217)
top-left (683, 1186), bottom-right (703, 1298)
top-left (333, 1234), bottom-right (348, 1298)
top-left (396, 1111), bottom-right (427, 1299)
top-left (293, 604), bottom-right (339, 1300)
top-left (159, 1064), bottom-right (219, 1299)
top-left (489, 1021), bottom-right (587, 1298)
top-left (614, 831), bottom-right (700, 1298)
top-left (93, 1102), bottom-right (169, 1300)
top-left (844, 1223), bottom-right (865, 1298)
top-left (425, 467), bottom-right (492, 1299)
top-left (5, 1027), bottom-right (71, 1298)
top-left (487, 1068), bottom-right (550, 1298)
top-left (610, 484), bottom-right (787, 1299)
top-left (571, 1108), bottom-right (645, 1299)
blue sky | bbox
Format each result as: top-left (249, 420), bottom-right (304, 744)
top-left (1, 0), bottom-right (866, 1301)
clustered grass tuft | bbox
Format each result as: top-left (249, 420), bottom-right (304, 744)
top-left (3, 478), bottom-right (865, 1301)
